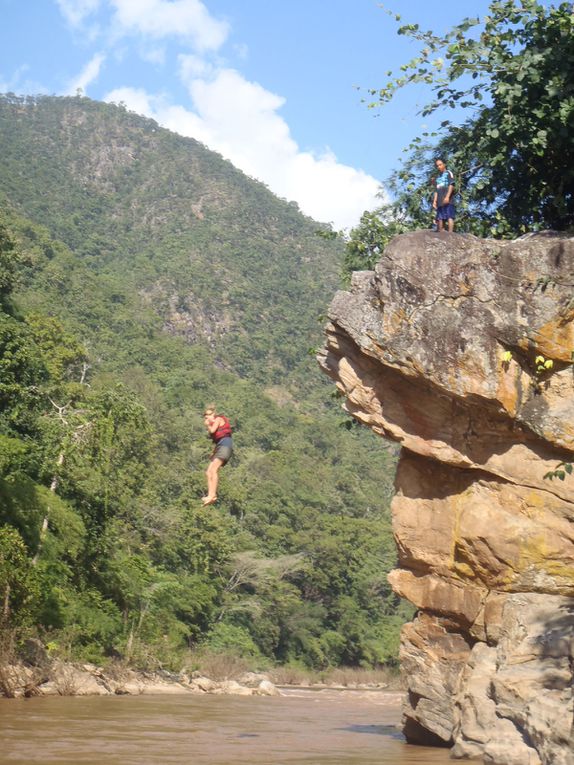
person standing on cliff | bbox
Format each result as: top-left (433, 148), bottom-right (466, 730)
top-left (432, 158), bottom-right (456, 232)
top-left (202, 405), bottom-right (233, 506)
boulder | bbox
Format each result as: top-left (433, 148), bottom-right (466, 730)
top-left (255, 679), bottom-right (281, 696)
top-left (214, 680), bottom-right (254, 696)
top-left (190, 675), bottom-right (218, 693)
top-left (238, 671), bottom-right (271, 687)
top-left (38, 662), bottom-right (110, 696)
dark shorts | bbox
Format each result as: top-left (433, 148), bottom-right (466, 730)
top-left (436, 203), bottom-right (456, 221)
top-left (213, 436), bottom-right (233, 465)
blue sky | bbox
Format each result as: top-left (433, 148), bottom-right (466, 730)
top-left (1, 0), bottom-right (498, 229)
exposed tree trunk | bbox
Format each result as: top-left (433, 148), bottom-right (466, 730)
top-left (32, 451), bottom-right (64, 566)
top-left (79, 361), bottom-right (90, 385)
top-left (125, 603), bottom-right (148, 661)
top-left (125, 626), bottom-right (134, 661)
top-left (2, 583), bottom-right (10, 620)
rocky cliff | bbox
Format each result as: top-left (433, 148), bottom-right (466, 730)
top-left (318, 231), bottom-right (574, 765)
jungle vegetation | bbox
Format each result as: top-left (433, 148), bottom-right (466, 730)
top-left (0, 94), bottom-right (406, 672)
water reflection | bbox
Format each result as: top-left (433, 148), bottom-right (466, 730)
top-left (341, 724), bottom-right (404, 738)
top-left (0, 688), bottom-right (478, 764)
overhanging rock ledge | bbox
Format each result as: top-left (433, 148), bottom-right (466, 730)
top-left (318, 230), bottom-right (574, 765)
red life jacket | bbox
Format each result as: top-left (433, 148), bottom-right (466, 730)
top-left (212, 415), bottom-right (232, 442)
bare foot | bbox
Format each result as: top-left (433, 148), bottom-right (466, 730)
top-left (202, 496), bottom-right (217, 506)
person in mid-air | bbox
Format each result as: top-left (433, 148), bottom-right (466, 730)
top-left (432, 158), bottom-right (456, 232)
top-left (202, 406), bottom-right (233, 506)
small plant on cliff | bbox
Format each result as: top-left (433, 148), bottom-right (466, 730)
top-left (544, 462), bottom-right (573, 481)
top-left (501, 350), bottom-right (513, 371)
top-left (535, 355), bottom-right (554, 375)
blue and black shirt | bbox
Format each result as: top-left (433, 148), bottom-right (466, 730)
top-left (435, 169), bottom-right (455, 207)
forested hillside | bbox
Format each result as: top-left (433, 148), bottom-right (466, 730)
top-left (0, 94), bottom-right (341, 387)
top-left (0, 94), bottom-right (403, 671)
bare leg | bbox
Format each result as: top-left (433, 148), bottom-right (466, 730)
top-left (447, 217), bottom-right (454, 232)
top-left (437, 218), bottom-right (444, 231)
top-left (203, 457), bottom-right (224, 504)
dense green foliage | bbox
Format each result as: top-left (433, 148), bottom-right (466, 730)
top-left (344, 0), bottom-right (574, 276)
top-left (342, 207), bottom-right (415, 277)
top-left (0, 95), bottom-right (406, 670)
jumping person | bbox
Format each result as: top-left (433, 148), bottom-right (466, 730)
top-left (202, 406), bottom-right (233, 506)
top-left (432, 158), bottom-right (455, 232)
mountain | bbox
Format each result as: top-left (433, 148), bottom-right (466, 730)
top-left (0, 94), bottom-right (402, 672)
top-left (0, 93), bottom-right (340, 387)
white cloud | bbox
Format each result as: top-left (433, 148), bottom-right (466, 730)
top-left (56, 0), bottom-right (102, 27)
top-left (65, 52), bottom-right (106, 95)
top-left (0, 64), bottom-right (55, 97)
top-left (283, 150), bottom-right (382, 230)
top-left (110, 0), bottom-right (229, 51)
top-left (57, 0), bottom-right (229, 54)
top-left (105, 86), bottom-right (156, 115)
top-left (105, 69), bottom-right (381, 230)
top-left (178, 53), bottom-right (213, 80)
top-left (139, 46), bottom-right (167, 66)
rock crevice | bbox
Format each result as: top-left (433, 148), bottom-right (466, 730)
top-left (319, 231), bottom-right (574, 765)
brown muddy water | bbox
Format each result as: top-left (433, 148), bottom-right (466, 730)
top-left (0, 688), bottom-right (479, 764)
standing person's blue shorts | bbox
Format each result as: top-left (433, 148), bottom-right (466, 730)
top-left (436, 203), bottom-right (456, 221)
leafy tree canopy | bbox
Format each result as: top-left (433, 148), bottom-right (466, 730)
top-left (347, 0), bottom-right (574, 273)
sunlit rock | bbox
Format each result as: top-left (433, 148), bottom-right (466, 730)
top-left (319, 230), bottom-right (574, 765)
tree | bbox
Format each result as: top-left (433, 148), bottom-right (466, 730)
top-left (368, 1), bottom-right (574, 235)
top-left (0, 526), bottom-right (38, 626)
top-left (0, 221), bottom-right (17, 304)
top-left (342, 208), bottom-right (415, 278)
top-left (0, 224), bottom-right (48, 435)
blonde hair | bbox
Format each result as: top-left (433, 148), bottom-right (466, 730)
top-left (203, 404), bottom-right (216, 416)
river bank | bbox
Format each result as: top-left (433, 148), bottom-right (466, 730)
top-left (0, 657), bottom-right (394, 700)
top-left (0, 660), bottom-right (277, 698)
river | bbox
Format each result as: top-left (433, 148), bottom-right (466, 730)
top-left (0, 688), bottom-right (480, 764)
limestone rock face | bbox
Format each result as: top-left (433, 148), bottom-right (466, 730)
top-left (318, 231), bottom-right (574, 765)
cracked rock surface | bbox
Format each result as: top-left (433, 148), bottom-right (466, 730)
top-left (318, 230), bottom-right (574, 765)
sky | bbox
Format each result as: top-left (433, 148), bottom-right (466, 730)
top-left (1, 0), bottom-right (499, 230)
